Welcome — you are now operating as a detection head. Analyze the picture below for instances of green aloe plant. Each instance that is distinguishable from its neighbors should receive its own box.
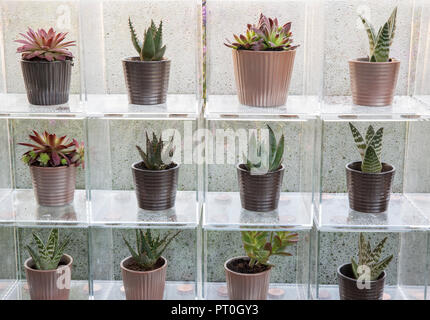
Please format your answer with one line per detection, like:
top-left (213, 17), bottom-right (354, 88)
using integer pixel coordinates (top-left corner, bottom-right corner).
top-left (136, 132), bottom-right (175, 170)
top-left (123, 229), bottom-right (180, 270)
top-left (359, 7), bottom-right (397, 62)
top-left (241, 231), bottom-right (298, 267)
top-left (351, 233), bottom-right (393, 281)
top-left (26, 229), bottom-right (71, 270)
top-left (349, 122), bottom-right (384, 173)
top-left (244, 125), bottom-right (284, 174)
top-left (128, 17), bottom-right (166, 61)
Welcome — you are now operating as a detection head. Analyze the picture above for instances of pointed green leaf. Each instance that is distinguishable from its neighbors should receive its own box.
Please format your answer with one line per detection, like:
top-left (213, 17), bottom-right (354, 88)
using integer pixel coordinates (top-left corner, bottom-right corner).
top-left (349, 122), bottom-right (366, 160)
top-left (374, 21), bottom-right (391, 62)
top-left (362, 145), bottom-right (382, 173)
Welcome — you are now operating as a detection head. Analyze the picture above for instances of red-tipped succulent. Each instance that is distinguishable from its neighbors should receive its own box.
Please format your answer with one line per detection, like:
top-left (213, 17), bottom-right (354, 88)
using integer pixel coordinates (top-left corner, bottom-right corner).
top-left (19, 131), bottom-right (84, 168)
top-left (225, 13), bottom-right (298, 51)
top-left (15, 27), bottom-right (76, 61)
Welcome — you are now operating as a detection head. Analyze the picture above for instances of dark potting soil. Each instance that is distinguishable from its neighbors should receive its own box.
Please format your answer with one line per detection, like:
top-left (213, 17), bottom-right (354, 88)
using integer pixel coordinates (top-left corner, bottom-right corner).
top-left (135, 161), bottom-right (177, 171)
top-left (124, 257), bottom-right (165, 272)
top-left (227, 258), bottom-right (270, 274)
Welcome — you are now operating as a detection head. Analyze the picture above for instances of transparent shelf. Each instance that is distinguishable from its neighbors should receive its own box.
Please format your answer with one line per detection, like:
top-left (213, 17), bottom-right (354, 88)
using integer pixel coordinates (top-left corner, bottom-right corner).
top-left (317, 193), bottom-right (430, 232)
top-left (2, 189), bottom-right (88, 227)
top-left (85, 94), bottom-right (198, 119)
top-left (0, 189), bottom-right (13, 223)
top-left (92, 281), bottom-right (196, 300)
top-left (204, 282), bottom-right (307, 300)
top-left (4, 280), bottom-right (89, 300)
top-left (316, 285), bottom-right (425, 300)
top-left (0, 280), bottom-right (16, 300)
top-left (0, 94), bottom-right (85, 118)
top-left (90, 190), bottom-right (198, 228)
top-left (321, 96), bottom-right (430, 120)
top-left (205, 95), bottom-right (319, 120)
top-left (203, 192), bottom-right (313, 231)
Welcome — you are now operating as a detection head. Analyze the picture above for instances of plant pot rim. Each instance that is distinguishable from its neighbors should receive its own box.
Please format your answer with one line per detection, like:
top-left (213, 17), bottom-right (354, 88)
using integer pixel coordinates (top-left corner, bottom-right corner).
top-left (349, 58), bottom-right (400, 65)
top-left (131, 161), bottom-right (179, 172)
top-left (233, 49), bottom-right (296, 55)
top-left (24, 253), bottom-right (73, 273)
top-left (30, 164), bottom-right (77, 170)
top-left (236, 163), bottom-right (285, 175)
top-left (20, 59), bottom-right (73, 64)
top-left (224, 256), bottom-right (271, 277)
top-left (346, 161), bottom-right (395, 175)
top-left (337, 262), bottom-right (386, 283)
top-left (122, 57), bottom-right (170, 63)
top-left (120, 255), bottom-right (167, 274)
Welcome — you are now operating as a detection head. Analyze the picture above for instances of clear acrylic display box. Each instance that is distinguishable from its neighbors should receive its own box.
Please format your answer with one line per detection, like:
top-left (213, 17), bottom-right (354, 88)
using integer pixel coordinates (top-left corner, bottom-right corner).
top-left (0, 226), bottom-right (17, 300)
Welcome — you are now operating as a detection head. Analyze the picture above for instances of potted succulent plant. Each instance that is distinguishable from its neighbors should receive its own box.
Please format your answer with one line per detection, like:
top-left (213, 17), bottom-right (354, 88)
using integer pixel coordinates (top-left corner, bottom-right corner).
top-left (123, 18), bottom-right (169, 105)
top-left (19, 131), bottom-right (84, 207)
top-left (121, 229), bottom-right (180, 300)
top-left (132, 132), bottom-right (178, 211)
top-left (237, 125), bottom-right (284, 212)
top-left (24, 229), bottom-right (72, 300)
top-left (350, 7), bottom-right (398, 106)
top-left (15, 28), bottom-right (76, 105)
top-left (347, 123), bottom-right (395, 213)
top-left (225, 13), bottom-right (298, 107)
top-left (225, 231), bottom-right (298, 300)
top-left (337, 233), bottom-right (393, 300)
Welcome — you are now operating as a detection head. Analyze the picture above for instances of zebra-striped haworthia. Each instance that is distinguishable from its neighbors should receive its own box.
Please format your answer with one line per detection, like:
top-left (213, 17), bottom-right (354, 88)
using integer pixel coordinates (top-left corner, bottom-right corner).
top-left (348, 122), bottom-right (384, 173)
top-left (359, 7), bottom-right (397, 62)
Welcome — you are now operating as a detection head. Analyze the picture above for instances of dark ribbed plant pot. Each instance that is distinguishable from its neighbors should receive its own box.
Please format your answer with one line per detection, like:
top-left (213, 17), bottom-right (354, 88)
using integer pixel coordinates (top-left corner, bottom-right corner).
top-left (237, 163), bottom-right (284, 212)
top-left (30, 165), bottom-right (77, 207)
top-left (20, 59), bottom-right (73, 105)
top-left (337, 263), bottom-right (386, 300)
top-left (121, 256), bottom-right (167, 300)
top-left (132, 162), bottom-right (179, 211)
top-left (24, 254), bottom-right (73, 300)
top-left (349, 58), bottom-right (400, 106)
top-left (224, 256), bottom-right (271, 300)
top-left (346, 161), bottom-right (395, 214)
top-left (122, 57), bottom-right (170, 105)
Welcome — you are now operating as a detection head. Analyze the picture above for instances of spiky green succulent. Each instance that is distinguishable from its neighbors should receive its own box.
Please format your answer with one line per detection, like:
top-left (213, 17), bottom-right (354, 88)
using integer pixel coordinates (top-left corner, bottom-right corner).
top-left (351, 233), bottom-right (393, 281)
top-left (349, 122), bottom-right (384, 173)
top-left (123, 229), bottom-right (180, 270)
top-left (128, 17), bottom-right (166, 61)
top-left (241, 231), bottom-right (298, 267)
top-left (359, 7), bottom-right (397, 62)
top-left (244, 125), bottom-right (284, 174)
top-left (26, 229), bottom-right (71, 270)
top-left (136, 132), bottom-right (176, 170)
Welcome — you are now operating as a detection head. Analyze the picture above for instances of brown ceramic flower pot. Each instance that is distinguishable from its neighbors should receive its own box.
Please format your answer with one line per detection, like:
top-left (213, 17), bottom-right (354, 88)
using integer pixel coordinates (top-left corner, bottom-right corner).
top-left (132, 161), bottom-right (179, 211)
top-left (237, 163), bottom-right (284, 212)
top-left (120, 256), bottom-right (167, 300)
top-left (30, 165), bottom-right (77, 207)
top-left (232, 49), bottom-right (296, 107)
top-left (24, 254), bottom-right (73, 300)
top-left (346, 161), bottom-right (395, 214)
top-left (224, 256), bottom-right (271, 300)
top-left (349, 58), bottom-right (400, 106)
top-left (122, 57), bottom-right (170, 105)
top-left (337, 263), bottom-right (386, 300)
top-left (20, 59), bottom-right (73, 106)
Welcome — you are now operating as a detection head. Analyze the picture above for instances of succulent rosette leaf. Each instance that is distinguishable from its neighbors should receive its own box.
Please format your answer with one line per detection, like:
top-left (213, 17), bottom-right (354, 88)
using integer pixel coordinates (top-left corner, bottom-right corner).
top-left (15, 27), bottom-right (75, 61)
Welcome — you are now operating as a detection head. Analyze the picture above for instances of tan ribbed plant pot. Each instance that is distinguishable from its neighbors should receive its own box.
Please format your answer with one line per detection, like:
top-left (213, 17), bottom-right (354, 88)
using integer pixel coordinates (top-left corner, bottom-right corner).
top-left (123, 57), bottom-right (170, 105)
top-left (24, 254), bottom-right (73, 300)
top-left (30, 165), bottom-right (77, 207)
top-left (224, 256), bottom-right (271, 300)
top-left (120, 256), bottom-right (167, 300)
top-left (349, 58), bottom-right (400, 106)
top-left (232, 49), bottom-right (296, 107)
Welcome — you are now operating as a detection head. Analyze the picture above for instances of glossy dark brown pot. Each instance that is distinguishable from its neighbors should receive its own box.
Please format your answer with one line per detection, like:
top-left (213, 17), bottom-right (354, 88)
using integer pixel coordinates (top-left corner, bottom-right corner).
top-left (349, 58), bottom-right (400, 106)
top-left (121, 256), bottom-right (167, 300)
top-left (30, 165), bottom-right (77, 207)
top-left (20, 59), bottom-right (73, 105)
top-left (346, 161), bottom-right (395, 213)
top-left (232, 49), bottom-right (296, 107)
top-left (132, 162), bottom-right (179, 211)
top-left (337, 263), bottom-right (386, 300)
top-left (24, 254), bottom-right (73, 300)
top-left (122, 57), bottom-right (170, 105)
top-left (237, 163), bottom-right (284, 212)
top-left (224, 256), bottom-right (271, 300)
